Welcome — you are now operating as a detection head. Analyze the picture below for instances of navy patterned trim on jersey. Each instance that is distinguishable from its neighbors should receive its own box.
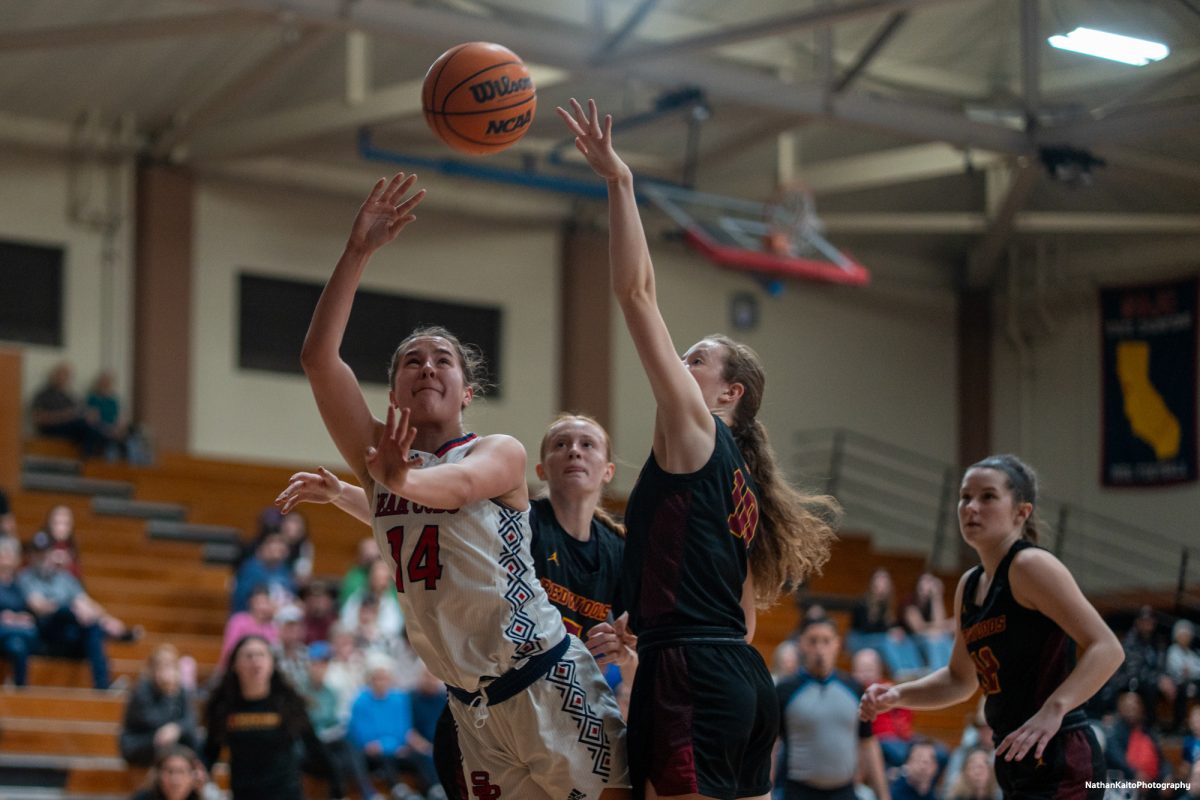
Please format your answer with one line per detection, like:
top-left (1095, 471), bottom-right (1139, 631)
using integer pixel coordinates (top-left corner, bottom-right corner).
top-left (497, 506), bottom-right (545, 659)
top-left (435, 433), bottom-right (478, 457)
top-left (545, 655), bottom-right (613, 781)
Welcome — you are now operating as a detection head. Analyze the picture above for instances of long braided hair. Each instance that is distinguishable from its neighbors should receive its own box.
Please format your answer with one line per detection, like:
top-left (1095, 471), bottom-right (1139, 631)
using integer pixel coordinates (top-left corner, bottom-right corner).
top-left (708, 335), bottom-right (840, 605)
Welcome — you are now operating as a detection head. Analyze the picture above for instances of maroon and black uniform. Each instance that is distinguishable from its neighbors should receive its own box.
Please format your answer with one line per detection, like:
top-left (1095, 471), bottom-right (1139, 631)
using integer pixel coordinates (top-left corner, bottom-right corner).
top-left (961, 539), bottom-right (1104, 800)
top-left (621, 416), bottom-right (776, 800)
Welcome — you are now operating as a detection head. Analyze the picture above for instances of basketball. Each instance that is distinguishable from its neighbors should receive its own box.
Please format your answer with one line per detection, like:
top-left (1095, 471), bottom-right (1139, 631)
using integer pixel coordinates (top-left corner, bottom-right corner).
top-left (421, 42), bottom-right (536, 156)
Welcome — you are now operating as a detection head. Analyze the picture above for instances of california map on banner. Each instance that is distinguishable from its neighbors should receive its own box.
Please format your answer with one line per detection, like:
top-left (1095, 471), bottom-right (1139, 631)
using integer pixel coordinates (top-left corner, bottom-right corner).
top-left (1100, 277), bottom-right (1198, 487)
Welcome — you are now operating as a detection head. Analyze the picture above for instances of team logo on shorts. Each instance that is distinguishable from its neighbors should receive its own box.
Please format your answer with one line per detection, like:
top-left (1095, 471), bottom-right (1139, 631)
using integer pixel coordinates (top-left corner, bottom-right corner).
top-left (567, 790), bottom-right (587, 800)
top-left (545, 658), bottom-right (612, 780)
top-left (469, 771), bottom-right (501, 798)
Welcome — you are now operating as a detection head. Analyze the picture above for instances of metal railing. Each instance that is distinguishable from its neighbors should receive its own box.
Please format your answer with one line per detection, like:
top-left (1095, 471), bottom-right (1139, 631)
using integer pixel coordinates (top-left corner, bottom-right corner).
top-left (793, 428), bottom-right (1194, 600)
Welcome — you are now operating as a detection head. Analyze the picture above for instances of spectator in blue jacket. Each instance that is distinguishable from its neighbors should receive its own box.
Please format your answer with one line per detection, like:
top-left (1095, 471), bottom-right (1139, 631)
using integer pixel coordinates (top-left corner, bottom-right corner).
top-left (349, 655), bottom-right (438, 798)
top-left (231, 533), bottom-right (295, 614)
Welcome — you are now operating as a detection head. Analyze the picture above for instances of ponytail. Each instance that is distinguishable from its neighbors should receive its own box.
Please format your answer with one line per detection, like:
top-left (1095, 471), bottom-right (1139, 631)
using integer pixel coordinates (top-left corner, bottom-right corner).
top-left (710, 334), bottom-right (840, 606)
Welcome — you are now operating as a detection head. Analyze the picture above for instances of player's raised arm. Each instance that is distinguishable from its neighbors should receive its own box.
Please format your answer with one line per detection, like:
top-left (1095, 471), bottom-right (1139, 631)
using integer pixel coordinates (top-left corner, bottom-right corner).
top-left (300, 173), bottom-right (425, 488)
top-left (556, 98), bottom-right (714, 474)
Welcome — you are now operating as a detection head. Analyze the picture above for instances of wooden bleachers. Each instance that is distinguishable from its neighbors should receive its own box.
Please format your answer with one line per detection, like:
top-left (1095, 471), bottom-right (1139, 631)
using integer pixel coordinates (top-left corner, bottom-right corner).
top-left (8, 446), bottom-right (1168, 797)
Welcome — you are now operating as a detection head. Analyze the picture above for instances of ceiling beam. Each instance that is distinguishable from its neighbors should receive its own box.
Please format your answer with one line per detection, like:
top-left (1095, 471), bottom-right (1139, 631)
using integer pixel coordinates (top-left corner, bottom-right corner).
top-left (1019, 0), bottom-right (1040, 127)
top-left (154, 27), bottom-right (334, 159)
top-left (185, 63), bottom-right (569, 160)
top-left (966, 160), bottom-right (1040, 285)
top-left (0, 11), bottom-right (269, 51)
top-left (802, 142), bottom-right (1003, 193)
top-left (592, 0), bottom-right (660, 61)
top-left (602, 0), bottom-right (968, 65)
top-left (1096, 146), bottom-right (1200, 184)
top-left (819, 211), bottom-right (1200, 234)
top-left (208, 0), bottom-right (1032, 154)
top-left (833, 11), bottom-right (908, 94)
top-left (1044, 102), bottom-right (1200, 147)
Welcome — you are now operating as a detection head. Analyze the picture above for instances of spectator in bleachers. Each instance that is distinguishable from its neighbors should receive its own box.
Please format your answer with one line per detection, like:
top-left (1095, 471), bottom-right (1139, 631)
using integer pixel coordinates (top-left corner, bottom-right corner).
top-left (203, 634), bottom-right (344, 799)
top-left (776, 616), bottom-right (891, 800)
top-left (29, 362), bottom-right (117, 458)
top-left (0, 487), bottom-right (15, 538)
top-left (1117, 606), bottom-right (1174, 727)
top-left (339, 559), bottom-right (403, 642)
top-left (903, 573), bottom-right (954, 671)
top-left (120, 644), bottom-right (201, 766)
top-left (349, 595), bottom-right (399, 659)
top-left (850, 568), bottom-right (925, 681)
top-left (852, 647), bottom-right (916, 768)
top-left (1167, 620), bottom-right (1200, 733)
top-left (302, 640), bottom-right (379, 800)
top-left (889, 738), bottom-right (941, 800)
top-left (1182, 705), bottom-right (1200, 767)
top-left (300, 580), bottom-right (338, 645)
top-left (218, 584), bottom-right (279, 672)
top-left (0, 536), bottom-right (38, 686)
top-left (34, 505), bottom-right (81, 580)
top-left (339, 537), bottom-right (381, 607)
top-left (245, 509), bottom-right (314, 587)
top-left (18, 534), bottom-right (132, 688)
top-left (1105, 692), bottom-right (1172, 788)
top-left (408, 663), bottom-right (446, 761)
top-left (85, 370), bottom-right (130, 453)
top-left (772, 638), bottom-right (800, 683)
top-left (1187, 761), bottom-right (1200, 800)
top-left (944, 747), bottom-right (999, 800)
top-left (941, 698), bottom-right (993, 794)
top-left (230, 532), bottom-right (296, 614)
top-left (325, 623), bottom-right (367, 721)
top-left (130, 744), bottom-right (209, 800)
top-left (349, 654), bottom-right (438, 799)
top-left (275, 604), bottom-right (310, 692)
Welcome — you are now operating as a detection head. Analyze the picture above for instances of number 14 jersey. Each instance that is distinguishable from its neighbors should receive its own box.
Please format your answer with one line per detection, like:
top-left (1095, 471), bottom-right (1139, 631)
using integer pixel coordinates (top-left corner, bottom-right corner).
top-left (370, 433), bottom-right (565, 693)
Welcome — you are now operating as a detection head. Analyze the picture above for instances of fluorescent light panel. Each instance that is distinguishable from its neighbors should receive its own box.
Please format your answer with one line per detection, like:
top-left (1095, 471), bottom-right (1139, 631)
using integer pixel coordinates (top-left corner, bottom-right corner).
top-left (1048, 27), bottom-right (1169, 66)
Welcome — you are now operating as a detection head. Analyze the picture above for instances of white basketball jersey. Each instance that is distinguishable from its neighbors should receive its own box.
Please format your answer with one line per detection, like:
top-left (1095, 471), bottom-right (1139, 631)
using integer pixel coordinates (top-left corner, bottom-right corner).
top-left (370, 433), bottom-right (565, 692)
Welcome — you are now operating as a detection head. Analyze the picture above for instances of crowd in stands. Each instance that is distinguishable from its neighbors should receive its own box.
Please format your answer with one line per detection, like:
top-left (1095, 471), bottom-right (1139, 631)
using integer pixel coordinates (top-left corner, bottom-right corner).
top-left (0, 500), bottom-right (138, 690)
top-left (774, 570), bottom-right (1200, 800)
top-left (1, 455), bottom-right (1198, 800)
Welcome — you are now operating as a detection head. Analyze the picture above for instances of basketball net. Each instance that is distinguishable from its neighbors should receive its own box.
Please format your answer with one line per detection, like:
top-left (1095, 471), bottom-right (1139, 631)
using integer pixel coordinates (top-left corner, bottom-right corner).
top-left (764, 182), bottom-right (823, 258)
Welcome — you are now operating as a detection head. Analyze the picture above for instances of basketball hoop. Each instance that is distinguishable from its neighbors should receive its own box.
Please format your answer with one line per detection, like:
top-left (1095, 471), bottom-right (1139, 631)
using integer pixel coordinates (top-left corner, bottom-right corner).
top-left (764, 182), bottom-right (823, 258)
top-left (639, 182), bottom-right (870, 288)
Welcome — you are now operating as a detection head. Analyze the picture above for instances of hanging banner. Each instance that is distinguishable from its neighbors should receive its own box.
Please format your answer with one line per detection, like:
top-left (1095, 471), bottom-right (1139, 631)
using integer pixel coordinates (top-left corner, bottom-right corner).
top-left (1100, 276), bottom-right (1198, 487)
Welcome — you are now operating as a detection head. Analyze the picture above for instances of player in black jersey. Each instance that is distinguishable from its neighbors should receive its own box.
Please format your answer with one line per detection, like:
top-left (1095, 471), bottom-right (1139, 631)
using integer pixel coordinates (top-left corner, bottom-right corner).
top-left (557, 97), bottom-right (838, 800)
top-left (860, 455), bottom-right (1124, 800)
top-left (276, 413), bottom-right (635, 798)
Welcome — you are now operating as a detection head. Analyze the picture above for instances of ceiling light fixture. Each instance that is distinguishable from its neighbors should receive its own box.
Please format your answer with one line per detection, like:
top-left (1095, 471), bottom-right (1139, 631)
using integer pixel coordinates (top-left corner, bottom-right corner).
top-left (1048, 27), bottom-right (1169, 66)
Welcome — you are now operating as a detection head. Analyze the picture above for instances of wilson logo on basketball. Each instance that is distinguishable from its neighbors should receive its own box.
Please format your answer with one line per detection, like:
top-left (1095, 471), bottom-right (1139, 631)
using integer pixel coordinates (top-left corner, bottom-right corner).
top-left (469, 75), bottom-right (533, 103)
top-left (485, 109), bottom-right (532, 135)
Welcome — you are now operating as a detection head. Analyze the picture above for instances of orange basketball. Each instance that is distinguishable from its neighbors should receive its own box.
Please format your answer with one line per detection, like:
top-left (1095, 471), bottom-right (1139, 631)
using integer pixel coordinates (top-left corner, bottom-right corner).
top-left (422, 42), bottom-right (536, 156)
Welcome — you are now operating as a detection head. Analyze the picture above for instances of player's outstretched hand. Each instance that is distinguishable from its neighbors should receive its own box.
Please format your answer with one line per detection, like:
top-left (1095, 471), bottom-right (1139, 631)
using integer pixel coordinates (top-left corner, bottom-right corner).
top-left (365, 405), bottom-right (420, 495)
top-left (348, 172), bottom-right (425, 255)
top-left (555, 98), bottom-right (632, 183)
top-left (276, 467), bottom-right (342, 514)
top-left (859, 682), bottom-right (901, 721)
top-left (994, 704), bottom-right (1065, 762)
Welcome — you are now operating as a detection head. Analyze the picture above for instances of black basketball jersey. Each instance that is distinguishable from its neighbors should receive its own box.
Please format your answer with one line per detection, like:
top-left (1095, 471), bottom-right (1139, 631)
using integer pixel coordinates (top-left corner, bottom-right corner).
top-left (622, 416), bottom-right (760, 635)
top-left (528, 497), bottom-right (624, 637)
top-left (961, 539), bottom-right (1086, 741)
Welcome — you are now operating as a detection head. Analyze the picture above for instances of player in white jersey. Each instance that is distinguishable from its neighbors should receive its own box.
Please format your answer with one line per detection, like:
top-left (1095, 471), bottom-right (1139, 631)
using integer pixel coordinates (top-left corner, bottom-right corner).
top-left (299, 172), bottom-right (629, 800)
